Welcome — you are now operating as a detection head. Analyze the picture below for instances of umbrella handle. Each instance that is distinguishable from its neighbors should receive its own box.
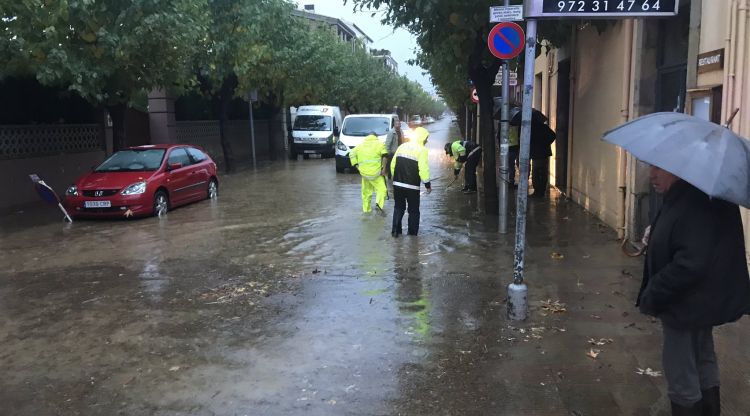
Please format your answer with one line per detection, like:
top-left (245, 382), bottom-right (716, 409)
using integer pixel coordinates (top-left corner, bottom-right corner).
top-left (724, 108), bottom-right (740, 128)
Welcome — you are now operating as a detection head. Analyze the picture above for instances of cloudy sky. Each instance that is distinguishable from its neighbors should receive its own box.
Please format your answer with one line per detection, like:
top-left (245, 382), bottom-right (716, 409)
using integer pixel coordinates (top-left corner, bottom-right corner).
top-left (293, 0), bottom-right (436, 94)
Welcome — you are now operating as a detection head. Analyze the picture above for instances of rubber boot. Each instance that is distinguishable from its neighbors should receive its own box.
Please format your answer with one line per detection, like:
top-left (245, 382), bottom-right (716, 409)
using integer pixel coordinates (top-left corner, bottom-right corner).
top-left (407, 210), bottom-right (420, 235)
top-left (671, 401), bottom-right (702, 416)
top-left (391, 208), bottom-right (405, 237)
top-left (701, 387), bottom-right (720, 416)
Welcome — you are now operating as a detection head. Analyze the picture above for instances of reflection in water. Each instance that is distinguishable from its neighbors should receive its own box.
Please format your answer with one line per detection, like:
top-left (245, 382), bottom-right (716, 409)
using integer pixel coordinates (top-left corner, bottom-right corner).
top-left (394, 240), bottom-right (432, 339)
top-left (139, 256), bottom-right (166, 302)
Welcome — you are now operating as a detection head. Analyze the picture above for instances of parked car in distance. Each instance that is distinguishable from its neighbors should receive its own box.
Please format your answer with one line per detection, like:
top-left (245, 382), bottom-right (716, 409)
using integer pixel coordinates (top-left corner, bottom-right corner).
top-left (424, 116), bottom-right (436, 124)
top-left (64, 144), bottom-right (218, 218)
top-left (335, 114), bottom-right (398, 173)
top-left (410, 115), bottom-right (422, 126)
top-left (290, 105), bottom-right (342, 159)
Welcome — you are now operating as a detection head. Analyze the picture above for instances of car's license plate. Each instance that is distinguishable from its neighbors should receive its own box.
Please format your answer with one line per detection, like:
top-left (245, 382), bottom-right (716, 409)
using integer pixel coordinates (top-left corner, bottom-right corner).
top-left (303, 150), bottom-right (317, 154)
top-left (84, 200), bottom-right (111, 208)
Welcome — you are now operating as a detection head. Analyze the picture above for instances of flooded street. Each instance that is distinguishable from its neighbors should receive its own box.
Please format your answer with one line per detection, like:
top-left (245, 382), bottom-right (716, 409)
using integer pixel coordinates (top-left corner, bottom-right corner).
top-left (2, 118), bottom-right (750, 416)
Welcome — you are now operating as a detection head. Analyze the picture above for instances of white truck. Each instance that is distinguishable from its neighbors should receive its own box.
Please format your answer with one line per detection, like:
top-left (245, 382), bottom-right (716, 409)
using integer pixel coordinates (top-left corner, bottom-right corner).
top-left (290, 105), bottom-right (342, 159)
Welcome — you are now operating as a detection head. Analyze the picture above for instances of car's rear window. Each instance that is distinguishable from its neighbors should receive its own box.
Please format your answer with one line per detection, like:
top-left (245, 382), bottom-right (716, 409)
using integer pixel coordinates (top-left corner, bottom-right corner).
top-left (342, 117), bottom-right (390, 136)
top-left (95, 149), bottom-right (166, 172)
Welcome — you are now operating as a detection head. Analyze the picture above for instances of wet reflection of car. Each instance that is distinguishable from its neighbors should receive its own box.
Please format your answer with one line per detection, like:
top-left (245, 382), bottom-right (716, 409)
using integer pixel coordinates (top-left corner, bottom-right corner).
top-left (64, 144), bottom-right (219, 218)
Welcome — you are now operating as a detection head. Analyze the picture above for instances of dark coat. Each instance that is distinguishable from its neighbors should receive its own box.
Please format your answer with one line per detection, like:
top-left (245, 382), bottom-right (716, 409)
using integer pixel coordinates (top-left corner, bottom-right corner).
top-left (637, 180), bottom-right (750, 329)
top-left (530, 122), bottom-right (555, 159)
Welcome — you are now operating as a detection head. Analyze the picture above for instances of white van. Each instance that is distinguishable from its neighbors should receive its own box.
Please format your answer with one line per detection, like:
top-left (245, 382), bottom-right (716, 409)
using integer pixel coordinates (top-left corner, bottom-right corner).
top-left (291, 105), bottom-right (342, 158)
top-left (335, 114), bottom-right (399, 173)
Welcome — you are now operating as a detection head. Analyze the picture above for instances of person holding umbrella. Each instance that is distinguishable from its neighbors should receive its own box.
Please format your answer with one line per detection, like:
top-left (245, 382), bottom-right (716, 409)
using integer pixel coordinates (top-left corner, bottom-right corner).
top-left (604, 112), bottom-right (750, 416)
top-left (510, 108), bottom-right (555, 198)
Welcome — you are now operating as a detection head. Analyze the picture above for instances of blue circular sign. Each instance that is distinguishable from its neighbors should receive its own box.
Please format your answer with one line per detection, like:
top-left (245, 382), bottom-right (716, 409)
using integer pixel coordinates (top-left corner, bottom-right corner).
top-left (488, 22), bottom-right (525, 60)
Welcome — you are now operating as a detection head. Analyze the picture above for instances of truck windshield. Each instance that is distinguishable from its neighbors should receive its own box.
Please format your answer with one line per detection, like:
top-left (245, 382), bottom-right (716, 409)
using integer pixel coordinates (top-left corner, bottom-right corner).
top-left (342, 117), bottom-right (390, 136)
top-left (294, 115), bottom-right (332, 131)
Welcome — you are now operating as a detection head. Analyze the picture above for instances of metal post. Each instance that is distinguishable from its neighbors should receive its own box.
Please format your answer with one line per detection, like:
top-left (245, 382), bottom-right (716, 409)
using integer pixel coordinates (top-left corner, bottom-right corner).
top-left (498, 0), bottom-right (512, 234)
top-left (508, 18), bottom-right (536, 321)
top-left (465, 104), bottom-right (469, 139)
top-left (248, 94), bottom-right (257, 169)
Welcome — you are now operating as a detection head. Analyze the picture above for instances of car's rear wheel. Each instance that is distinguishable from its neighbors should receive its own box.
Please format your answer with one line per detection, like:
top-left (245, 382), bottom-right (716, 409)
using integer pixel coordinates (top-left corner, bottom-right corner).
top-left (207, 179), bottom-right (218, 199)
top-left (153, 190), bottom-right (169, 217)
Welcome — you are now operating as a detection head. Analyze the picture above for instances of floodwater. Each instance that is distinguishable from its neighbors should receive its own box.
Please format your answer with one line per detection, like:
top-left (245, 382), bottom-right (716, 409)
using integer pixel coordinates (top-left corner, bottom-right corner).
top-left (2, 118), bottom-right (750, 415)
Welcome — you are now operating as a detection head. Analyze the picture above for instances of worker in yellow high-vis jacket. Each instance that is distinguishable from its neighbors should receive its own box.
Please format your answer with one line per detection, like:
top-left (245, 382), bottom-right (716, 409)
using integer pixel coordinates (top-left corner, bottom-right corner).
top-left (349, 133), bottom-right (389, 214)
top-left (390, 126), bottom-right (431, 236)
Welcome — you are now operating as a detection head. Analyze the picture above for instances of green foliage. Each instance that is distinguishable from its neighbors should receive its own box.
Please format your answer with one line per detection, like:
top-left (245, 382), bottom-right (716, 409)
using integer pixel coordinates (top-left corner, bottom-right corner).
top-left (347, 0), bottom-right (573, 115)
top-left (1, 0), bottom-right (208, 106)
top-left (1, 0), bottom-right (441, 117)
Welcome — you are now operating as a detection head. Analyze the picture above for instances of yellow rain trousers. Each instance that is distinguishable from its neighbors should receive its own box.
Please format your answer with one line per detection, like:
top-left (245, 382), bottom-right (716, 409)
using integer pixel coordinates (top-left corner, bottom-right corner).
top-left (360, 176), bottom-right (387, 213)
top-left (349, 134), bottom-right (388, 212)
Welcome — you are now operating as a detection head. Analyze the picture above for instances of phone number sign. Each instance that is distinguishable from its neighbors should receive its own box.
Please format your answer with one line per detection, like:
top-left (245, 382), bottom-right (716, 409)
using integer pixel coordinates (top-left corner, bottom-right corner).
top-left (524, 0), bottom-right (678, 18)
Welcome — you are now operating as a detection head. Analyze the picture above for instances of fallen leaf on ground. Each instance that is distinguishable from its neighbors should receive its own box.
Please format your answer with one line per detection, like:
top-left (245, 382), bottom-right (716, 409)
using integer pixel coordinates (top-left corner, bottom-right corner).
top-left (550, 252), bottom-right (565, 260)
top-left (588, 338), bottom-right (614, 346)
top-left (590, 314), bottom-right (601, 319)
top-left (586, 349), bottom-right (601, 359)
top-left (541, 299), bottom-right (567, 313)
top-left (169, 366), bottom-right (180, 372)
top-left (636, 367), bottom-right (662, 377)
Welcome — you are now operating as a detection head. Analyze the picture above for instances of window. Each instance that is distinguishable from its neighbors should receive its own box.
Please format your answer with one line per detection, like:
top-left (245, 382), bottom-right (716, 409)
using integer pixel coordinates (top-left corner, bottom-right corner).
top-left (342, 117), bottom-right (391, 136)
top-left (686, 87), bottom-right (723, 124)
top-left (167, 148), bottom-right (191, 167)
top-left (187, 147), bottom-right (208, 163)
top-left (293, 115), bottom-right (332, 131)
top-left (95, 149), bottom-right (165, 172)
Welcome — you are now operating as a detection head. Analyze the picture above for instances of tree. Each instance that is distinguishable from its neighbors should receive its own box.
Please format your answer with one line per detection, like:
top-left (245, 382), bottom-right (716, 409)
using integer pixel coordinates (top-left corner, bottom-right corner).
top-left (348, 0), bottom-right (571, 212)
top-left (192, 0), bottom-right (299, 170)
top-left (1, 0), bottom-right (208, 151)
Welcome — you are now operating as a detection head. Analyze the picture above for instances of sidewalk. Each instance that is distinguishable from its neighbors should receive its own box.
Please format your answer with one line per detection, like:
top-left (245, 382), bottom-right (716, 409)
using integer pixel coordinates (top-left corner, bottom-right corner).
top-left (399, 188), bottom-right (750, 416)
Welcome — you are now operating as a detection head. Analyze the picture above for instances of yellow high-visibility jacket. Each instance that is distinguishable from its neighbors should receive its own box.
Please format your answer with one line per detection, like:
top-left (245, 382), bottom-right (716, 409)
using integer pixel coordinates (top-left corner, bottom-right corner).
top-left (391, 127), bottom-right (431, 190)
top-left (450, 140), bottom-right (467, 170)
top-left (349, 134), bottom-right (387, 179)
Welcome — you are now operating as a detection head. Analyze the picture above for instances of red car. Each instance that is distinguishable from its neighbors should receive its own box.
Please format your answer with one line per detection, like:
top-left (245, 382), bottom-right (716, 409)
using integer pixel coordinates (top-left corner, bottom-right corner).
top-left (64, 144), bottom-right (219, 218)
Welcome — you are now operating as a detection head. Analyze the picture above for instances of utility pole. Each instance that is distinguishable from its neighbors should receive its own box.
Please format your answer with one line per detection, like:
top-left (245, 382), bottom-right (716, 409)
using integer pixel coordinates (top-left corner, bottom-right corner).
top-left (507, 18), bottom-right (536, 321)
top-left (498, 0), bottom-right (511, 234)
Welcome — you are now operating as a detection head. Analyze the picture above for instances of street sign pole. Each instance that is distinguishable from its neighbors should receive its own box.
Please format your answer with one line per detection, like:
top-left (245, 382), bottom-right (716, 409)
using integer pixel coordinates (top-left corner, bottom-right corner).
top-left (508, 18), bottom-right (537, 321)
top-left (498, 0), bottom-right (511, 235)
top-left (248, 90), bottom-right (258, 169)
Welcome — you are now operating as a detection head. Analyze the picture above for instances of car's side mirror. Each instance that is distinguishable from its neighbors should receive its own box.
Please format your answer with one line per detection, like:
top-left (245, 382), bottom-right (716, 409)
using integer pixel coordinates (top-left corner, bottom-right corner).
top-left (334, 127), bottom-right (340, 136)
top-left (167, 162), bottom-right (182, 171)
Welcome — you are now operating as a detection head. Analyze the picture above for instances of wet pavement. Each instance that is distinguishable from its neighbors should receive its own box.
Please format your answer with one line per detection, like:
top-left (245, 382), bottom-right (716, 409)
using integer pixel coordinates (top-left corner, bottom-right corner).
top-left (2, 117), bottom-right (750, 416)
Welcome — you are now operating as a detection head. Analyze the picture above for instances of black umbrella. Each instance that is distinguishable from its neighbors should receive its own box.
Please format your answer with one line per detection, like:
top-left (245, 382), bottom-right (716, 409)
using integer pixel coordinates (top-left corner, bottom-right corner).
top-left (509, 108), bottom-right (548, 126)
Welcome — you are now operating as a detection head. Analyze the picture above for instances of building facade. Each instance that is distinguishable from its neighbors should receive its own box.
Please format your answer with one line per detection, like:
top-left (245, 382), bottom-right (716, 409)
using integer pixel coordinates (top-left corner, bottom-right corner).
top-left (533, 0), bottom-right (750, 254)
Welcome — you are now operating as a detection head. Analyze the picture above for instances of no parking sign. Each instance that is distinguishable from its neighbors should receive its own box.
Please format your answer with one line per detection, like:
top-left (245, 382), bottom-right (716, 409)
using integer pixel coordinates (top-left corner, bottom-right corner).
top-left (487, 22), bottom-right (525, 60)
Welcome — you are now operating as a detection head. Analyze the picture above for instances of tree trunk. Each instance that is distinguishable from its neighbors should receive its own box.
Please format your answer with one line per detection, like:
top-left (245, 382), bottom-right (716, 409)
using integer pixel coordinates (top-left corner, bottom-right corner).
top-left (266, 91), bottom-right (284, 161)
top-left (216, 75), bottom-right (238, 173)
top-left (107, 103), bottom-right (127, 152)
top-left (468, 32), bottom-right (502, 214)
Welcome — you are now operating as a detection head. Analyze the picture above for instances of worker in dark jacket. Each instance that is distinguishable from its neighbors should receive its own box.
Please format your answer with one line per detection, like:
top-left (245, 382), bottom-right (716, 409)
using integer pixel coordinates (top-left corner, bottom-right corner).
top-left (638, 166), bottom-right (750, 416)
